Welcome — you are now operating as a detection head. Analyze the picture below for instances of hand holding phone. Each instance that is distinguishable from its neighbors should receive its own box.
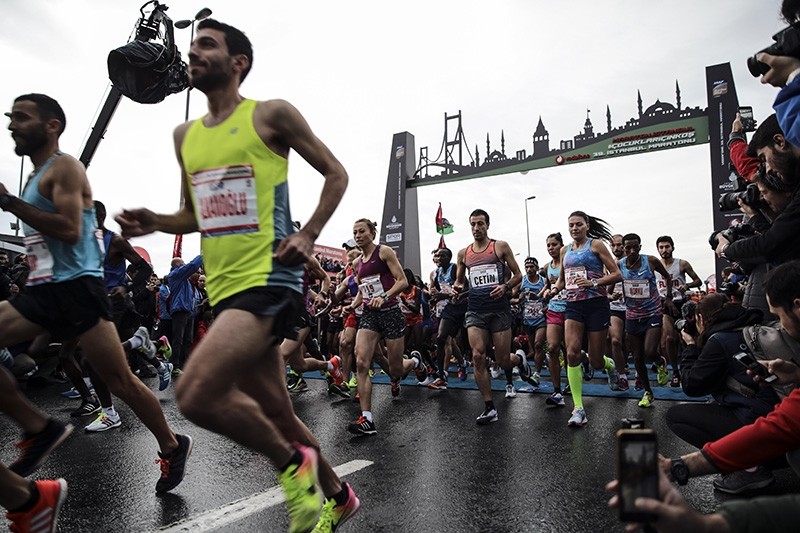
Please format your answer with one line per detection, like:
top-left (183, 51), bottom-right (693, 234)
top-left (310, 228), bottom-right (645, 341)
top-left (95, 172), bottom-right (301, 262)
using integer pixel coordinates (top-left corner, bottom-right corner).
top-left (734, 352), bottom-right (778, 383)
top-left (617, 429), bottom-right (659, 522)
top-left (738, 106), bottom-right (757, 132)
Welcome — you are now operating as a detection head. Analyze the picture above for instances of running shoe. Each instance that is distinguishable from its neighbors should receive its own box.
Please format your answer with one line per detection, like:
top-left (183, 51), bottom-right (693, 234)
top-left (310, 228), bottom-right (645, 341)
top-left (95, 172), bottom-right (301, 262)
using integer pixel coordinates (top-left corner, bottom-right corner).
top-left (5, 478), bottom-right (68, 533)
top-left (607, 365), bottom-right (621, 391)
top-left (528, 371), bottom-right (541, 387)
top-left (458, 362), bottom-right (469, 381)
top-left (567, 407), bottom-right (588, 427)
top-left (0, 346), bottom-right (13, 369)
top-left (582, 357), bottom-right (594, 381)
top-left (476, 407), bottom-right (498, 425)
top-left (545, 392), bottom-right (565, 407)
top-left (329, 356), bottom-right (345, 386)
top-left (428, 378), bottom-right (448, 390)
top-left (347, 416), bottom-right (377, 436)
top-left (390, 379), bottom-right (401, 397)
top-left (312, 482), bottom-right (361, 533)
top-left (155, 434), bottom-right (193, 493)
top-left (417, 376), bottom-right (432, 386)
top-left (289, 374), bottom-right (309, 393)
top-left (279, 443), bottom-right (323, 533)
top-left (671, 373), bottom-right (681, 388)
top-left (516, 353), bottom-right (532, 381)
top-left (287, 371), bottom-right (300, 391)
top-left (158, 362), bottom-right (174, 391)
top-left (411, 351), bottom-right (428, 383)
top-left (84, 412), bottom-right (122, 433)
top-left (489, 366), bottom-right (502, 379)
top-left (656, 359), bottom-right (669, 386)
top-left (634, 375), bottom-right (644, 391)
top-left (9, 420), bottom-right (74, 477)
top-left (505, 384), bottom-right (516, 398)
top-left (61, 386), bottom-right (93, 399)
top-left (327, 382), bottom-right (351, 399)
top-left (638, 391), bottom-right (654, 408)
top-left (617, 374), bottom-right (629, 391)
top-left (347, 376), bottom-right (357, 389)
top-left (158, 335), bottom-right (172, 361)
top-left (133, 326), bottom-right (156, 358)
top-left (70, 397), bottom-right (101, 418)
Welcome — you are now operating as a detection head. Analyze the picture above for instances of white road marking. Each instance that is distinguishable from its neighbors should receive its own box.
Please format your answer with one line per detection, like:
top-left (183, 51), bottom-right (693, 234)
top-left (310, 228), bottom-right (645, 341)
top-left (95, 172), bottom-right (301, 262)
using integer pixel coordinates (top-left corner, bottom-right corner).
top-left (159, 459), bottom-right (373, 532)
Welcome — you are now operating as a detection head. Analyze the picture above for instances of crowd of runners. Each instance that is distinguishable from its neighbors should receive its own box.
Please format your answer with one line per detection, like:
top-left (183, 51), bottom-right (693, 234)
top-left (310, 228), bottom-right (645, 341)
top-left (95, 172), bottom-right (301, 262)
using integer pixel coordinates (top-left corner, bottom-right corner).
top-left (4, 11), bottom-right (800, 533)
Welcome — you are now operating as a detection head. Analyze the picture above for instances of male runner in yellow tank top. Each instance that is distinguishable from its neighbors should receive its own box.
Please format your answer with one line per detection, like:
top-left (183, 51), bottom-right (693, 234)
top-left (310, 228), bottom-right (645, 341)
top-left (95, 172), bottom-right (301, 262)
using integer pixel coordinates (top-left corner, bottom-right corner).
top-left (116, 19), bottom-right (358, 533)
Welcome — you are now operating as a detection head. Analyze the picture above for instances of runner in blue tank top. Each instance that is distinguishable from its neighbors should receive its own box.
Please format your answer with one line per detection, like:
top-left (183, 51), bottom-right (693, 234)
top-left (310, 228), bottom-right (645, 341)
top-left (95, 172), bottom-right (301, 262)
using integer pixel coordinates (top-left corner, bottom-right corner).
top-left (518, 257), bottom-right (547, 387)
top-left (453, 209), bottom-right (529, 426)
top-left (551, 211), bottom-right (621, 428)
top-left (619, 233), bottom-right (673, 409)
top-left (1, 94), bottom-right (191, 526)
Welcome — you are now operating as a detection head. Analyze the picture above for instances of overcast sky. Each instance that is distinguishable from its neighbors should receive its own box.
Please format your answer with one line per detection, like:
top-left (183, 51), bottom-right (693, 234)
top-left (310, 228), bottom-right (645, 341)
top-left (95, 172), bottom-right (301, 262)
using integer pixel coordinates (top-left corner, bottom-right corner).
top-left (0, 1), bottom-right (787, 279)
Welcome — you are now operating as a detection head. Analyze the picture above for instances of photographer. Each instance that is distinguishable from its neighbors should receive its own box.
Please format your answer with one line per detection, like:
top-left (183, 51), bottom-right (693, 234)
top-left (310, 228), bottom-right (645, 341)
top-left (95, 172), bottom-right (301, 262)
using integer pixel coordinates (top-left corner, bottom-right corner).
top-left (714, 114), bottom-right (800, 270)
top-left (666, 293), bottom-right (780, 493)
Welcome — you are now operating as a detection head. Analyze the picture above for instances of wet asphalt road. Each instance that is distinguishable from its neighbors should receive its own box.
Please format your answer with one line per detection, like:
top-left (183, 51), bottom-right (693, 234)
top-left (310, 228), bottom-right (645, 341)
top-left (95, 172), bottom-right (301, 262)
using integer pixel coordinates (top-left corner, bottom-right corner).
top-left (2, 376), bottom-right (800, 533)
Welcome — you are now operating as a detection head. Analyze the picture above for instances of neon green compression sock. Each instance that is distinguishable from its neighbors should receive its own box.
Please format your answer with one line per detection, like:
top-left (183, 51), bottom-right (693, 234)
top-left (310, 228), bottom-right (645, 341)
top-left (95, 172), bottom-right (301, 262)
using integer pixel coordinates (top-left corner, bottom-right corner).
top-left (567, 365), bottom-right (583, 409)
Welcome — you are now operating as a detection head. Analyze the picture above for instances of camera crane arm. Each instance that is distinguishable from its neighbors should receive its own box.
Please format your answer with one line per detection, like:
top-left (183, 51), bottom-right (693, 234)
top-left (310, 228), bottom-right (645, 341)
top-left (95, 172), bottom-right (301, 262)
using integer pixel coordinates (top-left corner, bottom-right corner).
top-left (78, 1), bottom-right (178, 168)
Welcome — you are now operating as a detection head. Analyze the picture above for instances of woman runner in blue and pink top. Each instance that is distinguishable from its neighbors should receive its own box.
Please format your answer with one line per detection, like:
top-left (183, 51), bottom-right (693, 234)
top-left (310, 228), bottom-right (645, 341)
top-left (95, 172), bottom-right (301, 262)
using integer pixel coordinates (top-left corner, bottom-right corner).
top-left (552, 211), bottom-right (622, 428)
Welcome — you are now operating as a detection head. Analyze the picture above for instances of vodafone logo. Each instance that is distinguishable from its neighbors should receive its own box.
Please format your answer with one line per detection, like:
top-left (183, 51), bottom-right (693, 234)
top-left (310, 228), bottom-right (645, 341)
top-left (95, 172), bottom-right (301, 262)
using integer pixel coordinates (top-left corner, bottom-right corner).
top-left (555, 155), bottom-right (565, 165)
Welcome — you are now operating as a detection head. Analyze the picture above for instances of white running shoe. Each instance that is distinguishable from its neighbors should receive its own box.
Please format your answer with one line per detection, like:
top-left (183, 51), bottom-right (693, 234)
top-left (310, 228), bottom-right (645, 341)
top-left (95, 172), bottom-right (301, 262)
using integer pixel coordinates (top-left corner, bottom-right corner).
top-left (85, 412), bottom-right (122, 432)
top-left (567, 408), bottom-right (588, 427)
top-left (505, 384), bottom-right (516, 398)
top-left (133, 327), bottom-right (156, 358)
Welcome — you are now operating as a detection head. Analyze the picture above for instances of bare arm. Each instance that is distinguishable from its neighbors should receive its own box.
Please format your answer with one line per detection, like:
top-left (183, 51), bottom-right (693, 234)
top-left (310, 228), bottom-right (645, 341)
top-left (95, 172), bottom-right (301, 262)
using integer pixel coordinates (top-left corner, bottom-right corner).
top-left (680, 259), bottom-right (703, 290)
top-left (4, 156), bottom-right (87, 244)
top-left (258, 100), bottom-right (348, 265)
top-left (493, 239), bottom-right (521, 299)
top-left (591, 239), bottom-right (621, 286)
top-left (115, 122), bottom-right (199, 237)
top-left (452, 248), bottom-right (467, 294)
top-left (379, 245), bottom-right (409, 302)
top-left (650, 256), bottom-right (673, 300)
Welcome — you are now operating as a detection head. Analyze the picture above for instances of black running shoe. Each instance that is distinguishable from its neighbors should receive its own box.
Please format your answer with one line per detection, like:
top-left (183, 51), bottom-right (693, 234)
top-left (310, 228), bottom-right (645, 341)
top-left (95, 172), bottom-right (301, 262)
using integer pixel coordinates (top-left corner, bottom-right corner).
top-left (347, 416), bottom-right (377, 436)
top-left (9, 419), bottom-right (74, 477)
top-left (70, 397), bottom-right (101, 418)
top-left (155, 434), bottom-right (193, 493)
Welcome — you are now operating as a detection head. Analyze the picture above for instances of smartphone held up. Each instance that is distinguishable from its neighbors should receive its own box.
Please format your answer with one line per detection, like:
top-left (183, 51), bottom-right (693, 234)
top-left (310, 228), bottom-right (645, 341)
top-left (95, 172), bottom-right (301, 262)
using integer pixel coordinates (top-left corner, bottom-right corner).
top-left (617, 428), bottom-right (659, 523)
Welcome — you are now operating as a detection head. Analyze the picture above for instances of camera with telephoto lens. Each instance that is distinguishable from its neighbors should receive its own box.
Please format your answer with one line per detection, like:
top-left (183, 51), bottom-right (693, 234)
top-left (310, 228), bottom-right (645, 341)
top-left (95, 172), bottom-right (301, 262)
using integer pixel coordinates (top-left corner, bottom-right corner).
top-left (675, 300), bottom-right (698, 337)
top-left (718, 182), bottom-right (766, 212)
top-left (708, 221), bottom-right (757, 250)
top-left (748, 24), bottom-right (800, 77)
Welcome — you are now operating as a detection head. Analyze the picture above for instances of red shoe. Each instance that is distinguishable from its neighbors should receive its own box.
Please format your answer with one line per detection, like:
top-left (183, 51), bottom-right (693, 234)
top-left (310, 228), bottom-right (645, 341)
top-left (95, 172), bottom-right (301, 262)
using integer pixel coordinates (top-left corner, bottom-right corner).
top-left (6, 479), bottom-right (68, 533)
top-left (330, 356), bottom-right (344, 386)
top-left (391, 379), bottom-right (401, 397)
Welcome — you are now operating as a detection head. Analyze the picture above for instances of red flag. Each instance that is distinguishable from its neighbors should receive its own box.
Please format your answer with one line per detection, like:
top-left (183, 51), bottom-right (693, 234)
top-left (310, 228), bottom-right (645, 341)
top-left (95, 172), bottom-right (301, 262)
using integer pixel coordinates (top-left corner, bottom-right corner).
top-left (172, 234), bottom-right (183, 259)
top-left (438, 234), bottom-right (446, 249)
top-left (435, 203), bottom-right (443, 230)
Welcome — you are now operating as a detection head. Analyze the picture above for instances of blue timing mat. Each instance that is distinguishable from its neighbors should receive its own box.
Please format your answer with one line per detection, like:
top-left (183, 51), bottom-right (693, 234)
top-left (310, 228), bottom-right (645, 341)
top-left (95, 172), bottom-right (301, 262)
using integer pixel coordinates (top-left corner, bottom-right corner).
top-left (297, 363), bottom-right (710, 402)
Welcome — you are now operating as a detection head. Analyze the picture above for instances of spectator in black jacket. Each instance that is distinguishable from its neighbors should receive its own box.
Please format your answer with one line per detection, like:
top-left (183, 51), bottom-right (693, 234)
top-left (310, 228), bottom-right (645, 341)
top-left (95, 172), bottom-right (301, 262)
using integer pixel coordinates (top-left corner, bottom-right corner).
top-left (715, 115), bottom-right (800, 266)
top-left (666, 293), bottom-right (781, 494)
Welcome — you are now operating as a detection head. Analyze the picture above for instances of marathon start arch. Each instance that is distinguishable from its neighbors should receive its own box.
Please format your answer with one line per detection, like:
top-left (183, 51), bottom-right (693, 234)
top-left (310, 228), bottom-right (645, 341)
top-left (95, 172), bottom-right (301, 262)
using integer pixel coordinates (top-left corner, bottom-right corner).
top-left (379, 63), bottom-right (741, 283)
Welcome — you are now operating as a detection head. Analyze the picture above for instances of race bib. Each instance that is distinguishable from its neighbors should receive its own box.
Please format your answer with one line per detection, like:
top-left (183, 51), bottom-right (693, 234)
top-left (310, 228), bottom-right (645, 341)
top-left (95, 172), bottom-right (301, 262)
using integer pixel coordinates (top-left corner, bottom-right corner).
top-left (470, 264), bottom-right (500, 288)
top-left (565, 266), bottom-right (587, 290)
top-left (623, 279), bottom-right (651, 299)
top-left (358, 274), bottom-right (386, 300)
top-left (24, 233), bottom-right (55, 284)
top-left (524, 299), bottom-right (544, 319)
top-left (191, 166), bottom-right (259, 237)
top-left (439, 280), bottom-right (453, 296)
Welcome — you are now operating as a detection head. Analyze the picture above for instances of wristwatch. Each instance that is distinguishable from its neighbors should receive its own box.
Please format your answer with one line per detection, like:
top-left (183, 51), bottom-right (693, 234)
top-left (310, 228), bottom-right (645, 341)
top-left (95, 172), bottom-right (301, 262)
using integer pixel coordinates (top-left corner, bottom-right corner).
top-left (670, 458), bottom-right (690, 485)
top-left (0, 194), bottom-right (14, 211)
top-left (591, 278), bottom-right (599, 288)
